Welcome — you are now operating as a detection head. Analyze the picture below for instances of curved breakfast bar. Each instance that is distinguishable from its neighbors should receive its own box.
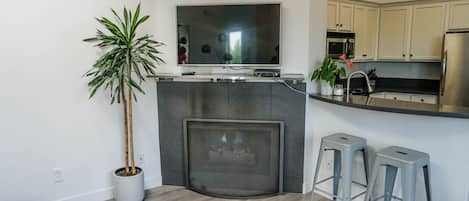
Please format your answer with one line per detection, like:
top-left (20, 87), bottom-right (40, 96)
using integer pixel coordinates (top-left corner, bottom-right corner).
top-left (308, 93), bottom-right (469, 201)
top-left (309, 94), bottom-right (469, 119)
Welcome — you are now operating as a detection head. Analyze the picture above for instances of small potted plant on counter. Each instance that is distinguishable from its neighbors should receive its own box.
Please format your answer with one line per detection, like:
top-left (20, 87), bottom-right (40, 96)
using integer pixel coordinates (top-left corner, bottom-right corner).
top-left (311, 55), bottom-right (352, 95)
top-left (83, 4), bottom-right (164, 201)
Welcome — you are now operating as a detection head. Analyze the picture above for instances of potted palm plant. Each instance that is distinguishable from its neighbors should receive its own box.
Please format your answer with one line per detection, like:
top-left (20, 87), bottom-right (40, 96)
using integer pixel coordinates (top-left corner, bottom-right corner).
top-left (311, 56), bottom-right (351, 95)
top-left (83, 4), bottom-right (164, 201)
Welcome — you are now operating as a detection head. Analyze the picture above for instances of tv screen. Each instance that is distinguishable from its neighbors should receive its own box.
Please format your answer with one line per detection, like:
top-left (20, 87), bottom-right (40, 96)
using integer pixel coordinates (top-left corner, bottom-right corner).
top-left (177, 4), bottom-right (281, 66)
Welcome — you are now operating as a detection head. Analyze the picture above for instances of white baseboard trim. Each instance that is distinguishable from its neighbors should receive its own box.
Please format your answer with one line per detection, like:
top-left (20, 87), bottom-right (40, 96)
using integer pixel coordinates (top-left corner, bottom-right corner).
top-left (302, 182), bottom-right (313, 194)
top-left (55, 176), bottom-right (162, 201)
top-left (55, 187), bottom-right (114, 201)
top-left (144, 176), bottom-right (162, 190)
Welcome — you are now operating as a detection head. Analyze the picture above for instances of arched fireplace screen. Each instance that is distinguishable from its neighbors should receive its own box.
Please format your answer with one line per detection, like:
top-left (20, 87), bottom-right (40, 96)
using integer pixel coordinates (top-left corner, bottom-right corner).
top-left (183, 119), bottom-right (284, 198)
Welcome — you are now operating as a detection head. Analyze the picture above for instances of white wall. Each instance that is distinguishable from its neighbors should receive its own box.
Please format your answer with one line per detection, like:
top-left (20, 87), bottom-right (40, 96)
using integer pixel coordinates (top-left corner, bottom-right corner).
top-left (310, 99), bottom-right (469, 201)
top-left (304, 0), bottom-right (328, 193)
top-left (0, 1), bottom-right (162, 201)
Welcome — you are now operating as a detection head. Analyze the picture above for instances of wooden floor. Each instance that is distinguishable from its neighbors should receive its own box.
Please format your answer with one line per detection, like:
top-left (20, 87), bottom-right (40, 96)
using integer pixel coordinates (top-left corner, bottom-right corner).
top-left (120, 186), bottom-right (330, 201)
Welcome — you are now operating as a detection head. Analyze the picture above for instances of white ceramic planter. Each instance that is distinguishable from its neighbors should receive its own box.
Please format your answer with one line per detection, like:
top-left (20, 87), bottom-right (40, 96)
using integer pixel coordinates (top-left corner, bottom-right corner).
top-left (113, 167), bottom-right (144, 201)
top-left (320, 80), bottom-right (334, 95)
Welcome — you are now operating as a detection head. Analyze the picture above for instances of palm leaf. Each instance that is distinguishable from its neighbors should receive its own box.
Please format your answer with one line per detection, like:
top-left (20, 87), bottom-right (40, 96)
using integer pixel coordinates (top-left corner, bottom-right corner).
top-left (84, 4), bottom-right (165, 104)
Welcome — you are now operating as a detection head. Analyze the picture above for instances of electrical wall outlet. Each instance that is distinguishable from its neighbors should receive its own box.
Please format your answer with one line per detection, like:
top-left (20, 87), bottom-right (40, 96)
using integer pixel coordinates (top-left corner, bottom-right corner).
top-left (326, 158), bottom-right (333, 169)
top-left (53, 168), bottom-right (64, 183)
top-left (137, 154), bottom-right (145, 165)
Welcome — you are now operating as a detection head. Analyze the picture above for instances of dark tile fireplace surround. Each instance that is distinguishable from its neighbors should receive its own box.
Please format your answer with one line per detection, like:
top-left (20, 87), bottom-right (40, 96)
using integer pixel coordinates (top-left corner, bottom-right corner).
top-left (157, 81), bottom-right (306, 193)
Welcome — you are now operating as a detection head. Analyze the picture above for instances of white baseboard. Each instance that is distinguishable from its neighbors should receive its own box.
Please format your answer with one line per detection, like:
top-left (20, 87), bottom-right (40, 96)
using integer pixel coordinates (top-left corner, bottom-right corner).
top-left (302, 181), bottom-right (313, 194)
top-left (55, 187), bottom-right (114, 201)
top-left (144, 175), bottom-right (162, 190)
top-left (55, 176), bottom-right (162, 201)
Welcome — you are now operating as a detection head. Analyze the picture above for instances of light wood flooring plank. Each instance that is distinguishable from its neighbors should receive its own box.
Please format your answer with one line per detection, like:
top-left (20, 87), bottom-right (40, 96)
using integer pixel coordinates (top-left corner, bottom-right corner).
top-left (109, 186), bottom-right (330, 201)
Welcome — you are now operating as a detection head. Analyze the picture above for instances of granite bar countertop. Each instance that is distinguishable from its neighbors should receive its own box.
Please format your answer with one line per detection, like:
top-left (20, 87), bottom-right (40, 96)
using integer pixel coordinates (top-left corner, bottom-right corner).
top-left (310, 94), bottom-right (469, 119)
top-left (148, 73), bottom-right (305, 82)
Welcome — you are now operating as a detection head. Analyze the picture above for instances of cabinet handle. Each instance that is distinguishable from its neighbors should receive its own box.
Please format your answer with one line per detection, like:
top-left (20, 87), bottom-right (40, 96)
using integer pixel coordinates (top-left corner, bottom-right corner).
top-left (336, 24), bottom-right (339, 27)
top-left (393, 97), bottom-right (398, 100)
top-left (402, 54), bottom-right (406, 57)
top-left (420, 99), bottom-right (425, 102)
top-left (362, 54), bottom-right (368, 57)
top-left (340, 24), bottom-right (343, 27)
top-left (410, 54), bottom-right (414, 57)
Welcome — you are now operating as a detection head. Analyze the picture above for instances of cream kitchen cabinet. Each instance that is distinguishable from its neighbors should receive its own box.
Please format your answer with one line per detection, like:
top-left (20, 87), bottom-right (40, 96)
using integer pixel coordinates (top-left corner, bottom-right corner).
top-left (410, 94), bottom-right (438, 104)
top-left (449, 0), bottom-right (469, 30)
top-left (328, 1), bottom-right (354, 32)
top-left (354, 6), bottom-right (379, 61)
top-left (371, 92), bottom-right (437, 104)
top-left (327, 1), bottom-right (339, 31)
top-left (378, 6), bottom-right (412, 60)
top-left (384, 92), bottom-right (412, 102)
top-left (409, 3), bottom-right (446, 61)
top-left (379, 4), bottom-right (446, 61)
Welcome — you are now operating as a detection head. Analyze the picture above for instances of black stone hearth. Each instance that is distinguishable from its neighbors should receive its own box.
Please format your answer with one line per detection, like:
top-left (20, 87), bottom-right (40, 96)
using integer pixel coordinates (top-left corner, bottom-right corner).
top-left (157, 81), bottom-right (306, 193)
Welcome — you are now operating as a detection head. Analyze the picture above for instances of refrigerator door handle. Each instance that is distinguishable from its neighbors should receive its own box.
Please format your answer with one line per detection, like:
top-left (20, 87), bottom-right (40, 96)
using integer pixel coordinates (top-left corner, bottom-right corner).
top-left (441, 50), bottom-right (448, 96)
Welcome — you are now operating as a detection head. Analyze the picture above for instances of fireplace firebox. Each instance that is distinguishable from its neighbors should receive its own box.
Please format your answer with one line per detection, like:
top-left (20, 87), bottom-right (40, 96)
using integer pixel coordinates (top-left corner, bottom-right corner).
top-left (183, 119), bottom-right (284, 198)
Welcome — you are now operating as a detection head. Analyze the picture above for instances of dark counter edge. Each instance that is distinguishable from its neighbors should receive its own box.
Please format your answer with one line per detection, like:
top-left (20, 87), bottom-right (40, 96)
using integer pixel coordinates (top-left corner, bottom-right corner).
top-left (309, 94), bottom-right (469, 119)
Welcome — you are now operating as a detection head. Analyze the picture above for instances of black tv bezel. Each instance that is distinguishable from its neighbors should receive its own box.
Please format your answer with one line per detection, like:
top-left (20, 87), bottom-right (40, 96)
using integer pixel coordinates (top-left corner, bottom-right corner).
top-left (176, 3), bottom-right (282, 68)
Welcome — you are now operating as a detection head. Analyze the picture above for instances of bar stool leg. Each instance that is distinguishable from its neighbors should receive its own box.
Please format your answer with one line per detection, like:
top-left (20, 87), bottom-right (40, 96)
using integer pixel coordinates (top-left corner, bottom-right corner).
top-left (333, 150), bottom-right (342, 200)
top-left (384, 165), bottom-right (398, 201)
top-left (312, 140), bottom-right (325, 201)
top-left (341, 150), bottom-right (354, 201)
top-left (423, 165), bottom-right (432, 201)
top-left (364, 159), bottom-right (380, 201)
top-left (401, 166), bottom-right (417, 201)
top-left (361, 149), bottom-right (369, 184)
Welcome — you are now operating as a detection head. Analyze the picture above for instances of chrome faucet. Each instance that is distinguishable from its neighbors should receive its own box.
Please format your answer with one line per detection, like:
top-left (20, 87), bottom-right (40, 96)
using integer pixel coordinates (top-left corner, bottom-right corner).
top-left (346, 70), bottom-right (373, 102)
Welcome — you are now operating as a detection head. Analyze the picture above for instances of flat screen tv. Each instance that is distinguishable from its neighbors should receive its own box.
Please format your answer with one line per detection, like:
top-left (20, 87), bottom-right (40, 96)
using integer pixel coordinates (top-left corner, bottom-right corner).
top-left (177, 4), bottom-right (281, 67)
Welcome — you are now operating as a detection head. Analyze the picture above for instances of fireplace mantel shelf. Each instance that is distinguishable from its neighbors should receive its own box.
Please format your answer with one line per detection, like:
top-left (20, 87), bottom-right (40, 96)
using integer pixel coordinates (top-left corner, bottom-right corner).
top-left (148, 73), bottom-right (305, 83)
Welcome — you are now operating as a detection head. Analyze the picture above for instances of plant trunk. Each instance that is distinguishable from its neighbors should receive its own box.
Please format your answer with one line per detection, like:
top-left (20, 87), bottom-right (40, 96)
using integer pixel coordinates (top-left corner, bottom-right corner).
top-left (122, 84), bottom-right (130, 174)
top-left (128, 86), bottom-right (136, 175)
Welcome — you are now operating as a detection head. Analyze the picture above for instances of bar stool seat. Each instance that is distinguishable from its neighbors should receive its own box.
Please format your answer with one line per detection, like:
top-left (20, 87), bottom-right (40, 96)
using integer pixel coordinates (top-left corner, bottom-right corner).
top-left (312, 133), bottom-right (369, 201)
top-left (323, 133), bottom-right (367, 150)
top-left (365, 146), bottom-right (432, 201)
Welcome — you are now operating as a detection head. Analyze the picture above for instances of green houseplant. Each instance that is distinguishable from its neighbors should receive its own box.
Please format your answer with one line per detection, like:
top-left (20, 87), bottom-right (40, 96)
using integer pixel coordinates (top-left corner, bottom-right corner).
top-left (311, 57), bottom-right (348, 95)
top-left (83, 4), bottom-right (164, 201)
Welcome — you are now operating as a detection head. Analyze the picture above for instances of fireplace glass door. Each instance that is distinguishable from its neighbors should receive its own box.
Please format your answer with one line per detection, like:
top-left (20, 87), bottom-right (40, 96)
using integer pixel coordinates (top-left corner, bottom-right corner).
top-left (184, 119), bottom-right (284, 198)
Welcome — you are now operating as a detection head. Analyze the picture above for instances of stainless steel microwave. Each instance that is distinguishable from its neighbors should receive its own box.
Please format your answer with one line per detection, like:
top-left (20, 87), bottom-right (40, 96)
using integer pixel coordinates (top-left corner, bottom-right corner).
top-left (326, 32), bottom-right (355, 59)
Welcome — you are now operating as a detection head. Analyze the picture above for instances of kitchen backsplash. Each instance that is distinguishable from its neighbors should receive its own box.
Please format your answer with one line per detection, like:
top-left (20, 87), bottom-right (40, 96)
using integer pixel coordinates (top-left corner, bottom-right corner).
top-left (349, 62), bottom-right (441, 80)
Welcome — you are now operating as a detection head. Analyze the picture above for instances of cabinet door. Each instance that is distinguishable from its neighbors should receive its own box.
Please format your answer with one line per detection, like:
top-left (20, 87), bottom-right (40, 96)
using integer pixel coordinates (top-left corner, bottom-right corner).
top-left (366, 8), bottom-right (379, 59)
top-left (354, 6), bottom-right (367, 60)
top-left (355, 6), bottom-right (379, 60)
top-left (384, 93), bottom-right (412, 101)
top-left (411, 94), bottom-right (437, 104)
top-left (378, 6), bottom-right (411, 60)
top-left (370, 92), bottom-right (386, 99)
top-left (410, 4), bottom-right (446, 61)
top-left (449, 1), bottom-right (469, 30)
top-left (327, 1), bottom-right (339, 31)
top-left (339, 3), bottom-right (354, 32)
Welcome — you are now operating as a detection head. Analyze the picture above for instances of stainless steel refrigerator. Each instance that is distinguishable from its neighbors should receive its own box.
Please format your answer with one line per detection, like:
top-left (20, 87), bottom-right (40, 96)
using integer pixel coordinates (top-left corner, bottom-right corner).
top-left (440, 32), bottom-right (469, 107)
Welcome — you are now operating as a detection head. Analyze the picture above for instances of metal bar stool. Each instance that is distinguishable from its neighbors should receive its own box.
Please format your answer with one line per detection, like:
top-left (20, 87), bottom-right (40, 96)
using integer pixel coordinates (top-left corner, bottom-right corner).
top-left (312, 133), bottom-right (369, 201)
top-left (365, 146), bottom-right (432, 201)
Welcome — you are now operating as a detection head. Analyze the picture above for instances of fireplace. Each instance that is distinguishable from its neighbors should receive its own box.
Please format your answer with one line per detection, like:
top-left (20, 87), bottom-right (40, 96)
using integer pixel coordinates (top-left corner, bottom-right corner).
top-left (183, 119), bottom-right (284, 198)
